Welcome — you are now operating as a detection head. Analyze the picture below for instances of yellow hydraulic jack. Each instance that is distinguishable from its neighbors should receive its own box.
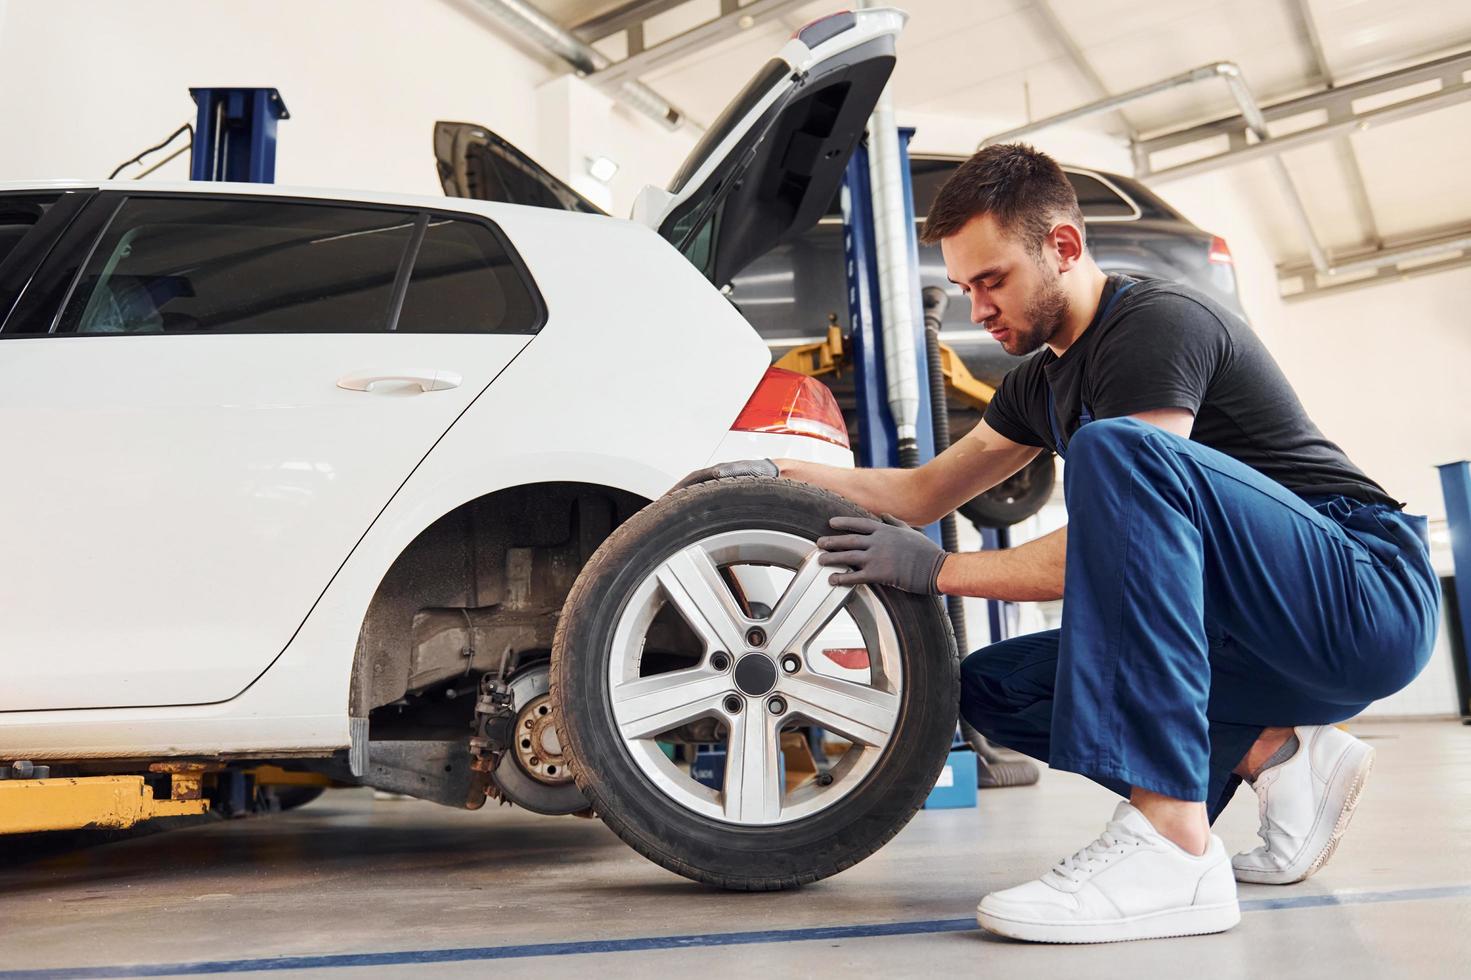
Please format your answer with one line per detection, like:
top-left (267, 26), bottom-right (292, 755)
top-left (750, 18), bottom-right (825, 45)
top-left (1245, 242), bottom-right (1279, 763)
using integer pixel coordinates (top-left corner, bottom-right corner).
top-left (0, 760), bottom-right (209, 835)
top-left (773, 314), bottom-right (999, 413)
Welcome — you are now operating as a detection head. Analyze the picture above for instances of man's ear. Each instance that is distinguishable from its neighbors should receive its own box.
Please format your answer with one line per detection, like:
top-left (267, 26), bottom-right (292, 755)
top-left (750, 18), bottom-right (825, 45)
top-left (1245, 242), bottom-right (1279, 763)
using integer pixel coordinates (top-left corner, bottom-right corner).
top-left (1050, 221), bottom-right (1086, 272)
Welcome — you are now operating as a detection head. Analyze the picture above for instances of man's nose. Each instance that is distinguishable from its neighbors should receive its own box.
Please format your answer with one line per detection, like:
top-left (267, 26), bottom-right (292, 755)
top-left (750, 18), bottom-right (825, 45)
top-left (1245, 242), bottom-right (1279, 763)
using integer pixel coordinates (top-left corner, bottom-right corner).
top-left (970, 293), bottom-right (997, 324)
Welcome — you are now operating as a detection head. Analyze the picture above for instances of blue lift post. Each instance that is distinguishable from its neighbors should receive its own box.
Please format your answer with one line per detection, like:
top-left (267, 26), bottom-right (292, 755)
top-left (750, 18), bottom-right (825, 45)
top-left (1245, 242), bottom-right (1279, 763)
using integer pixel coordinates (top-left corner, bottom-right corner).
top-left (1437, 461), bottom-right (1471, 718)
top-left (189, 88), bottom-right (289, 184)
top-left (842, 128), bottom-right (1013, 644)
top-left (841, 129), bottom-right (938, 542)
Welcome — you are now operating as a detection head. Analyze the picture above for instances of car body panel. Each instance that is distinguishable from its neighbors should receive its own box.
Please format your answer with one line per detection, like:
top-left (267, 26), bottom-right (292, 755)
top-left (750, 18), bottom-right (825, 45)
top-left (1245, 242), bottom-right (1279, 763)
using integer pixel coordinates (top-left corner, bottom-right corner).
top-left (0, 191), bottom-right (848, 757)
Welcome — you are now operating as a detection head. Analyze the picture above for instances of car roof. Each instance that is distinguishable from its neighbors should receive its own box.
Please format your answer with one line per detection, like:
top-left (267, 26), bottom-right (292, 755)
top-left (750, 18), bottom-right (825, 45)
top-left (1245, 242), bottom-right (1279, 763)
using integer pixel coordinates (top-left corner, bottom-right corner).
top-left (0, 178), bottom-right (608, 226)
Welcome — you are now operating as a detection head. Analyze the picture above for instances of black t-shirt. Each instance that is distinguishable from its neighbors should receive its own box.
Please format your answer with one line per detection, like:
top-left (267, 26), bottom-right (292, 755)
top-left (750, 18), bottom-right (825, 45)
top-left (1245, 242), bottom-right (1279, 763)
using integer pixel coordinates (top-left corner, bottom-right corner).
top-left (983, 275), bottom-right (1397, 507)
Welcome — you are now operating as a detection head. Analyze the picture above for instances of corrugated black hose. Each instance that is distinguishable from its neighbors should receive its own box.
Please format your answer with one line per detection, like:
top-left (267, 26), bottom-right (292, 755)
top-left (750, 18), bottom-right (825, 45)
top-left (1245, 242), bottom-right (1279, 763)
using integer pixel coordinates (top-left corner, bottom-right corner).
top-left (920, 286), bottom-right (1038, 789)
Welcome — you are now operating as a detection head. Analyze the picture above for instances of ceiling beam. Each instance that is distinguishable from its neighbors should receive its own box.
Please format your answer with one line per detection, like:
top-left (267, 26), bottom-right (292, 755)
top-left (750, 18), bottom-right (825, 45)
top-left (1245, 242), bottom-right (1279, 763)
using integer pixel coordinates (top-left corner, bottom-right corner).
top-left (585, 0), bottom-right (809, 88)
top-left (1026, 0), bottom-right (1139, 143)
top-left (1282, 0), bottom-right (1382, 249)
top-left (571, 0), bottom-right (689, 43)
top-left (1278, 224), bottom-right (1471, 300)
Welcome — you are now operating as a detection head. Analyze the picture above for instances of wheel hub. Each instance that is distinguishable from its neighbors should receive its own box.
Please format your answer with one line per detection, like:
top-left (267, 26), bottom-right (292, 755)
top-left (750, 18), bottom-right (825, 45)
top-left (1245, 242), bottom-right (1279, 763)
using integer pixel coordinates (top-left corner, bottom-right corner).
top-left (733, 653), bottom-right (777, 697)
top-left (514, 693), bottom-right (572, 785)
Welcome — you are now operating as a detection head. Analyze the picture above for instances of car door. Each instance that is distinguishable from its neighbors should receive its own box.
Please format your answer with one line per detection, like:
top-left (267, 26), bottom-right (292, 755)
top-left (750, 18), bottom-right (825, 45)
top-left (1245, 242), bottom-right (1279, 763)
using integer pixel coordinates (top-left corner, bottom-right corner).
top-left (0, 191), bottom-right (540, 710)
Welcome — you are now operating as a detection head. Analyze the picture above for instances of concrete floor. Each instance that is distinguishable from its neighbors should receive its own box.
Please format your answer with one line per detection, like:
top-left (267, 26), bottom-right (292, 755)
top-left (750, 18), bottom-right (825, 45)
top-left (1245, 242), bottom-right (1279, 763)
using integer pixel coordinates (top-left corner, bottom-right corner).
top-left (2, 718), bottom-right (1468, 979)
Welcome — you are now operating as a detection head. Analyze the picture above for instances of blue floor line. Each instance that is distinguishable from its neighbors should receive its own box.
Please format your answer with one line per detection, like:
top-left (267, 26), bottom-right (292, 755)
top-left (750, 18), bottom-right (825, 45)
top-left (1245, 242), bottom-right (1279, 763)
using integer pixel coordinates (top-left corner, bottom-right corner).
top-left (4, 883), bottom-right (1468, 979)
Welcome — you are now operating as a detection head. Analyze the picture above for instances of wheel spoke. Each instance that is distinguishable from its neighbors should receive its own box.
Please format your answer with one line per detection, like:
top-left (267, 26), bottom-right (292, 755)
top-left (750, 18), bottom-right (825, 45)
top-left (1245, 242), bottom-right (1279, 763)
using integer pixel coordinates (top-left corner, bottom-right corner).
top-left (723, 706), bottom-right (783, 823)
top-left (611, 669), bottom-right (729, 740)
top-left (763, 550), bottom-right (853, 658)
top-left (780, 673), bottom-right (899, 747)
top-left (654, 544), bottom-right (750, 657)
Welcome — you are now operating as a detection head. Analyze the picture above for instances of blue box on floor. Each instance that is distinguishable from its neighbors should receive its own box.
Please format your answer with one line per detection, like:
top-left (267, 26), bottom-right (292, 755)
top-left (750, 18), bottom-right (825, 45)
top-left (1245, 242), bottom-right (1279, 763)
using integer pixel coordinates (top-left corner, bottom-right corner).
top-left (924, 749), bottom-right (978, 809)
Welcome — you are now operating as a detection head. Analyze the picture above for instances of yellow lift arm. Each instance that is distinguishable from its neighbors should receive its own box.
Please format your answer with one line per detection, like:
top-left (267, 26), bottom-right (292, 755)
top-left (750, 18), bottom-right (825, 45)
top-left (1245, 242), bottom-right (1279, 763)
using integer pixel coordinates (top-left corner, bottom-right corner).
top-left (773, 318), bottom-right (997, 414)
top-left (0, 773), bottom-right (207, 835)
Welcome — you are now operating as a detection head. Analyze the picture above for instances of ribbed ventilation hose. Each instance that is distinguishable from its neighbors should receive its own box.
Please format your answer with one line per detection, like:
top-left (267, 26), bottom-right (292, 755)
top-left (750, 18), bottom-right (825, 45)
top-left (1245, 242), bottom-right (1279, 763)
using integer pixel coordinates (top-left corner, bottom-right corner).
top-left (922, 288), bottom-right (1039, 787)
top-left (920, 286), bottom-right (966, 654)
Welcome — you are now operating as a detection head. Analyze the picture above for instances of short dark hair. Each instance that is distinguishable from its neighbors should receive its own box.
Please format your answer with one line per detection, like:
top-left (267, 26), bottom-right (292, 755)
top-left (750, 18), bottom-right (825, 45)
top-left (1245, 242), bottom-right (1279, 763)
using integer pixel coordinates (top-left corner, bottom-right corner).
top-left (920, 143), bottom-right (1084, 254)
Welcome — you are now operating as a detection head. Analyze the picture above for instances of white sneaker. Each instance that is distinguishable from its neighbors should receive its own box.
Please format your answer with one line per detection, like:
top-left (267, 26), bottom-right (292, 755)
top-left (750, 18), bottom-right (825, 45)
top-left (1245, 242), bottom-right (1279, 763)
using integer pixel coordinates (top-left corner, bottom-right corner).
top-left (1232, 724), bottom-right (1375, 885)
top-left (976, 802), bottom-right (1240, 943)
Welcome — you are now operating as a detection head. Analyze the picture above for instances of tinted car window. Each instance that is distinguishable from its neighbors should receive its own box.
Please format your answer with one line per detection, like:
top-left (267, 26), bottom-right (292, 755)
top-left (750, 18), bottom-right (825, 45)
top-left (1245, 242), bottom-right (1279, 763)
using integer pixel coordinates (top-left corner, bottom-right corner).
top-left (910, 158), bottom-right (958, 218)
top-left (1066, 172), bottom-right (1137, 218)
top-left (0, 195), bottom-right (54, 264)
top-left (906, 161), bottom-right (1140, 221)
top-left (57, 197), bottom-right (415, 334)
top-left (395, 217), bottom-right (540, 334)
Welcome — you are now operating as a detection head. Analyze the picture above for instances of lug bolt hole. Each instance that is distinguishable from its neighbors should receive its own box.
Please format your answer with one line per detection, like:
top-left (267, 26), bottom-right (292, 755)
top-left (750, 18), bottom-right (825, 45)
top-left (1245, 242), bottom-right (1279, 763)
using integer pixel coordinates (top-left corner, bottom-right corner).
top-left (521, 739), bottom-right (532, 749)
top-left (767, 696), bottom-right (787, 715)
top-left (723, 694), bottom-right (744, 714)
top-left (538, 705), bottom-right (549, 715)
top-left (780, 654), bottom-right (801, 674)
top-left (746, 627), bottom-right (766, 647)
top-left (547, 766), bottom-right (557, 775)
top-left (711, 652), bottom-right (730, 672)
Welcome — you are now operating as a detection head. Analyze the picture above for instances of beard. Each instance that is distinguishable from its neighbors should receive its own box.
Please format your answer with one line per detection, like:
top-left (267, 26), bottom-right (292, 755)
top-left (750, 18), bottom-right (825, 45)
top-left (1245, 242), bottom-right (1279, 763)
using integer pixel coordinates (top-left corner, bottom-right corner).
top-left (996, 262), bottom-right (1068, 356)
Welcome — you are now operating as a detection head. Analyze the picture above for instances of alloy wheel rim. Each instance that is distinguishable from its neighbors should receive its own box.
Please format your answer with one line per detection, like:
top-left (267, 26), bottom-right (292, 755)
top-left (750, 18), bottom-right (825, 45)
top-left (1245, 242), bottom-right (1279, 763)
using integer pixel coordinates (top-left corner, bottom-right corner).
top-left (607, 529), bottom-right (902, 827)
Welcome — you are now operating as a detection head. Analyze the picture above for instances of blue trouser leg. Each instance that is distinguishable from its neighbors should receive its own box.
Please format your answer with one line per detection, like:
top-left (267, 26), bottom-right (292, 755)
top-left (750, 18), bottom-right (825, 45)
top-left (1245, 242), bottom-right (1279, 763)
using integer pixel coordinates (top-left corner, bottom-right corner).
top-left (962, 630), bottom-right (1261, 821)
top-left (961, 417), bottom-right (1438, 818)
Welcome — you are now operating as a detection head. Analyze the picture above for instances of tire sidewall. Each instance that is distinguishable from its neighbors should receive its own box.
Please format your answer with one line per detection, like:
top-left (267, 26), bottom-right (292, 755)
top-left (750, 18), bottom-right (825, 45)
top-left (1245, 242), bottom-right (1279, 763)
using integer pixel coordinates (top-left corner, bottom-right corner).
top-left (552, 478), bottom-right (958, 887)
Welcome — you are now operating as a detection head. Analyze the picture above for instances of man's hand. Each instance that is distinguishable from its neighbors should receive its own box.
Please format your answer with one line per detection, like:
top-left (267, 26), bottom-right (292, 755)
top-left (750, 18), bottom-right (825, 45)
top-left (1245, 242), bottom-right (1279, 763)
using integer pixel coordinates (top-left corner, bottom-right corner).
top-left (670, 458), bottom-right (779, 493)
top-left (816, 515), bottom-right (948, 594)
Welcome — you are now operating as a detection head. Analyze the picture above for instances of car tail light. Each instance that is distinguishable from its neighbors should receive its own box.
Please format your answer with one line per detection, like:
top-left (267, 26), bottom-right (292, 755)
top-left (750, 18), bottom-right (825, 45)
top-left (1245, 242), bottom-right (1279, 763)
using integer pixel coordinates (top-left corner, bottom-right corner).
top-left (731, 367), bottom-right (850, 449)
top-left (822, 648), bottom-right (870, 669)
top-left (1207, 235), bottom-right (1234, 265)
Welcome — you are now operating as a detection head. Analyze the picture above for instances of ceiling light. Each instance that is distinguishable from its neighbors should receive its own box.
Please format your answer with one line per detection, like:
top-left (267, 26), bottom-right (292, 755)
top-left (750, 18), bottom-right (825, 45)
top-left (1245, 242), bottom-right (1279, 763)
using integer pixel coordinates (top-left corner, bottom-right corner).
top-left (586, 155), bottom-right (619, 184)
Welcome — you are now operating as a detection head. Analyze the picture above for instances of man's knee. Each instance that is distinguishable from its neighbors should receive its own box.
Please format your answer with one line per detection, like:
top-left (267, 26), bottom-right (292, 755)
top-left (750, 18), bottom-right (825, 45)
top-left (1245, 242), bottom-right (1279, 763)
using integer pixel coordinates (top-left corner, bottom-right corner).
top-left (1067, 416), bottom-right (1156, 468)
top-left (959, 636), bottom-right (1054, 731)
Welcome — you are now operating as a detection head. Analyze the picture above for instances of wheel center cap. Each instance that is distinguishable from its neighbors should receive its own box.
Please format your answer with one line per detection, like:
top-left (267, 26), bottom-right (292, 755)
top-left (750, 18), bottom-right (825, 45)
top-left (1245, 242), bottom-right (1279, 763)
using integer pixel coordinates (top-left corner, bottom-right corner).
top-left (734, 653), bottom-right (777, 697)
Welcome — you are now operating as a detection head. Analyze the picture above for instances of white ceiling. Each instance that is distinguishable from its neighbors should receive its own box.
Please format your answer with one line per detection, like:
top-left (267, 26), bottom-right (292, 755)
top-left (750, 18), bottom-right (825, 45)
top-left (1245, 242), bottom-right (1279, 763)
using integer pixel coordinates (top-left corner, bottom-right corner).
top-left (541, 0), bottom-right (1471, 265)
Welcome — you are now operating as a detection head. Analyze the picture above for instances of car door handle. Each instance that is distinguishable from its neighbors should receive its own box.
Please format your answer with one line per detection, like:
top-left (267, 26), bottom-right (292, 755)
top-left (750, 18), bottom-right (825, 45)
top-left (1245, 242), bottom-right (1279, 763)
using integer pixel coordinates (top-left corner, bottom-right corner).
top-left (336, 369), bottom-right (463, 393)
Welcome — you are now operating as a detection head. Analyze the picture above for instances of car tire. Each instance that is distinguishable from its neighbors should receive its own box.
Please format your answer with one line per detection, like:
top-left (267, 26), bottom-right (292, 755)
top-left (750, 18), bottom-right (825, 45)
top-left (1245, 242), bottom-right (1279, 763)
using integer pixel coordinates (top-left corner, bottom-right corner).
top-left (958, 452), bottom-right (1055, 529)
top-left (551, 477), bottom-right (958, 891)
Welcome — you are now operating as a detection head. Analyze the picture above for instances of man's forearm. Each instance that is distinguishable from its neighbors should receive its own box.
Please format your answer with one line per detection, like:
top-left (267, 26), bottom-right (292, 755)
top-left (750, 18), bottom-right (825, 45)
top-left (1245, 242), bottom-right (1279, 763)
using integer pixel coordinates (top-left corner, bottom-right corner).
top-left (936, 526), bottom-right (1068, 602)
top-left (776, 458), bottom-right (930, 525)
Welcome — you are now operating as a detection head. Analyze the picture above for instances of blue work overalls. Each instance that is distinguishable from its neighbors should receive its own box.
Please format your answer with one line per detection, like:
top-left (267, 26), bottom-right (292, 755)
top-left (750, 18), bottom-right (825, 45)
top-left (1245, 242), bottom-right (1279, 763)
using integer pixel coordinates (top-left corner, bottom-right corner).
top-left (959, 285), bottom-right (1440, 819)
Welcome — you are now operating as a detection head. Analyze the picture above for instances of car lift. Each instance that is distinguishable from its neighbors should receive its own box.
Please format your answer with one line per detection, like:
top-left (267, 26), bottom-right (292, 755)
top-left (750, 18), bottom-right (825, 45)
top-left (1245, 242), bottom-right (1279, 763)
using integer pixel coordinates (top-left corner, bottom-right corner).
top-left (775, 128), bottom-right (1017, 649)
top-left (1, 89), bottom-right (300, 835)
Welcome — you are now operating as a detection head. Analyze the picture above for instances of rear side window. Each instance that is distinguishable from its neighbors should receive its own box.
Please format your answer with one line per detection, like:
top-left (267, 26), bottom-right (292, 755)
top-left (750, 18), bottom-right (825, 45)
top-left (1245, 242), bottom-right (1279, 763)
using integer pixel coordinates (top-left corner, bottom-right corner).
top-left (395, 217), bottom-right (540, 333)
top-left (0, 196), bottom-right (54, 264)
top-left (57, 198), bottom-right (415, 334)
top-left (1066, 172), bottom-right (1138, 219)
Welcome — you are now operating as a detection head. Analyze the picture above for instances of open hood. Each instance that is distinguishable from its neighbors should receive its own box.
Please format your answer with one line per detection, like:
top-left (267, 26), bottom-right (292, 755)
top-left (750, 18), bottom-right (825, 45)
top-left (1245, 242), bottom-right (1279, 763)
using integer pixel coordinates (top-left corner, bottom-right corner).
top-left (433, 121), bottom-right (606, 215)
top-left (636, 8), bottom-right (905, 286)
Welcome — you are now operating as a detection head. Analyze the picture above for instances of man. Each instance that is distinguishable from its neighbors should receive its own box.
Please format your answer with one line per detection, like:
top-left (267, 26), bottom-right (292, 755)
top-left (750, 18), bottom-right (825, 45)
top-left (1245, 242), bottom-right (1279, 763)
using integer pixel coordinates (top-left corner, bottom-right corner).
top-left (678, 143), bottom-right (1438, 943)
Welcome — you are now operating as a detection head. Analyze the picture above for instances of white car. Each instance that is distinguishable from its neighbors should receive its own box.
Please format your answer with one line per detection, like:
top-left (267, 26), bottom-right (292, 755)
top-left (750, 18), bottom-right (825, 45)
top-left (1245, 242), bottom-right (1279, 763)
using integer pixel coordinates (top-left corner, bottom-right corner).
top-left (0, 8), bottom-right (955, 888)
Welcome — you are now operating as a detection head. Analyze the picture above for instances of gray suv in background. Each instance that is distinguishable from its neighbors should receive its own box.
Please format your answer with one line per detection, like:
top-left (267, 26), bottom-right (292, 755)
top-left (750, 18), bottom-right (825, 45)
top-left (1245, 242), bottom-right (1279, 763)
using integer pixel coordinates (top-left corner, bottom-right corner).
top-left (435, 127), bottom-right (1244, 526)
top-left (735, 155), bottom-right (1243, 387)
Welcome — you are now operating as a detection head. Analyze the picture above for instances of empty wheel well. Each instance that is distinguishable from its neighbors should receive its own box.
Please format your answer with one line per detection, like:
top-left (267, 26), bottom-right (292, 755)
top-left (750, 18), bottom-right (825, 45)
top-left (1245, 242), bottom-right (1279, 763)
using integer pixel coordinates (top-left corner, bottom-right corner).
top-left (350, 482), bottom-right (648, 726)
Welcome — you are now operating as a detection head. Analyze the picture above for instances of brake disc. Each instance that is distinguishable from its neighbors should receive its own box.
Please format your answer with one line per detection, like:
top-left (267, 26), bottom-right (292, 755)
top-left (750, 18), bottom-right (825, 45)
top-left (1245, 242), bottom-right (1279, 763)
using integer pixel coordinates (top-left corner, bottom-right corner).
top-left (491, 662), bottom-right (588, 815)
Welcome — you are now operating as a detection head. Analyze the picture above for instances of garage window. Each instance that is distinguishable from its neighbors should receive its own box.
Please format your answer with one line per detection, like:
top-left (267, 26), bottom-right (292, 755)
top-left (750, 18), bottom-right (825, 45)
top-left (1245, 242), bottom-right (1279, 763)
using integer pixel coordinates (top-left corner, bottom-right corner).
top-left (56, 197), bottom-right (416, 334)
top-left (393, 217), bottom-right (540, 334)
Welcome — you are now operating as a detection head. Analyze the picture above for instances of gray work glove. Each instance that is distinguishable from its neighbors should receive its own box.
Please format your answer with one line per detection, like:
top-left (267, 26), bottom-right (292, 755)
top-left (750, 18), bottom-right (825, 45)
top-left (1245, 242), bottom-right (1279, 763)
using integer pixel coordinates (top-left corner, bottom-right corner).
top-left (670, 458), bottom-right (779, 493)
top-left (816, 515), bottom-right (949, 594)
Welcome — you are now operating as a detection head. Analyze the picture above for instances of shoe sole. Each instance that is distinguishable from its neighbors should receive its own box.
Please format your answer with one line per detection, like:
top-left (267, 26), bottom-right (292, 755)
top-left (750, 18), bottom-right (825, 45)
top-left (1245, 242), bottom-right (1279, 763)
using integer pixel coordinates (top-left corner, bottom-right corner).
top-left (977, 901), bottom-right (1241, 944)
top-left (1233, 740), bottom-right (1375, 886)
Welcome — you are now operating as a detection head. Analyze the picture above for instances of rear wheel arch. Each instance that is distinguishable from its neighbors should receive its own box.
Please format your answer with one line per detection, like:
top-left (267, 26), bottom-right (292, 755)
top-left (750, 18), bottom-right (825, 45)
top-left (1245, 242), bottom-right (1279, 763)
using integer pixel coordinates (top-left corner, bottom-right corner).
top-left (348, 480), bottom-right (650, 721)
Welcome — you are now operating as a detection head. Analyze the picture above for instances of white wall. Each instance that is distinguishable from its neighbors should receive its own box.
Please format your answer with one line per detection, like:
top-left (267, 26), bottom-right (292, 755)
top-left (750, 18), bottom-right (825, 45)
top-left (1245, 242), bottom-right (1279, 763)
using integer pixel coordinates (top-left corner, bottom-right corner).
top-left (0, 0), bottom-right (693, 213)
